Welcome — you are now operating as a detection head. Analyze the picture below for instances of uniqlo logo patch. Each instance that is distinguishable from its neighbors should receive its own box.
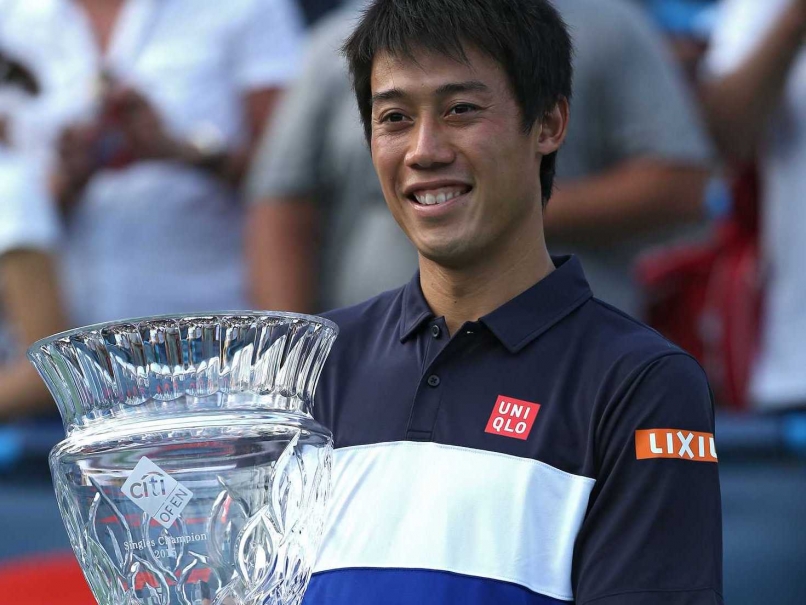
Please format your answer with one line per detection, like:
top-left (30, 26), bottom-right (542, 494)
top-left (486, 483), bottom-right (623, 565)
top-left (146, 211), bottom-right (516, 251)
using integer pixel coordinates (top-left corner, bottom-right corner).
top-left (635, 429), bottom-right (718, 463)
top-left (485, 395), bottom-right (540, 440)
top-left (121, 457), bottom-right (194, 529)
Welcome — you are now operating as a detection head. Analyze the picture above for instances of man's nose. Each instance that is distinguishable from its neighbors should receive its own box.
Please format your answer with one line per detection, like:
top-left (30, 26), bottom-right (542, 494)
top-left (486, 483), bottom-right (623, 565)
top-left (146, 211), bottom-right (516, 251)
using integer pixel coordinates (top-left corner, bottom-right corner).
top-left (405, 118), bottom-right (455, 169)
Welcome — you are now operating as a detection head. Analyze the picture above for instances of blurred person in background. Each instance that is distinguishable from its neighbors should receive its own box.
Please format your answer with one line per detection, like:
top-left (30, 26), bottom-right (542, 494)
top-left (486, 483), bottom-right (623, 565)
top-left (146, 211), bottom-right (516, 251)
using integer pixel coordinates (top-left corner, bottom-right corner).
top-left (0, 47), bottom-right (67, 419)
top-left (701, 0), bottom-right (806, 412)
top-left (0, 151), bottom-right (65, 420)
top-left (246, 0), bottom-right (414, 313)
top-left (50, 0), bottom-right (304, 326)
top-left (246, 0), bottom-right (713, 317)
top-left (641, 0), bottom-right (728, 219)
top-left (541, 0), bottom-right (713, 318)
top-left (298, 0), bottom-right (347, 25)
top-left (635, 0), bottom-right (719, 84)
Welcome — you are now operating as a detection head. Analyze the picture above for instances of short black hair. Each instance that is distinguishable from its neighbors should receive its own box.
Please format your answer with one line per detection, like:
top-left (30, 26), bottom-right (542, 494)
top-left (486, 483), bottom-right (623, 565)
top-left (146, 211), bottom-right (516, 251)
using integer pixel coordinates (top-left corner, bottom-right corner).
top-left (342, 0), bottom-right (573, 205)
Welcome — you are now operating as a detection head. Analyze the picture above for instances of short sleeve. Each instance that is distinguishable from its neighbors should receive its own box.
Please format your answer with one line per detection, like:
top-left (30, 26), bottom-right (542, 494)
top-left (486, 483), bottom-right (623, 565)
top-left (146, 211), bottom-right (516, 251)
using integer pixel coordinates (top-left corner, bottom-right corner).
top-left (0, 150), bottom-right (59, 257)
top-left (231, 0), bottom-right (306, 90)
top-left (245, 18), bottom-right (352, 202)
top-left (703, 0), bottom-right (790, 78)
top-left (592, 2), bottom-right (713, 165)
top-left (573, 354), bottom-right (723, 605)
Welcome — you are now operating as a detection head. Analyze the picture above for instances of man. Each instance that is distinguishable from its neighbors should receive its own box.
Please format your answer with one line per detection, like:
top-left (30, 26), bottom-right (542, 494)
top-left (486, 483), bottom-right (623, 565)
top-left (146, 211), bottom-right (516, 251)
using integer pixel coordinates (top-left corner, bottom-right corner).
top-left (245, 0), bottom-right (414, 313)
top-left (701, 0), bottom-right (806, 411)
top-left (46, 0), bottom-right (304, 326)
top-left (301, 1), bottom-right (723, 604)
top-left (0, 35), bottom-right (68, 419)
top-left (246, 0), bottom-right (711, 317)
top-left (0, 148), bottom-right (67, 419)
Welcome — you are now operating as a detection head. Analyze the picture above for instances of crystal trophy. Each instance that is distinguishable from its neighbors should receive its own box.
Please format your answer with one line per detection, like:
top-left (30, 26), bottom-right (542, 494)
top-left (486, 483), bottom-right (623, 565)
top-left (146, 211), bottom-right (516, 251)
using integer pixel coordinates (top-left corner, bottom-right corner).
top-left (28, 313), bottom-right (337, 605)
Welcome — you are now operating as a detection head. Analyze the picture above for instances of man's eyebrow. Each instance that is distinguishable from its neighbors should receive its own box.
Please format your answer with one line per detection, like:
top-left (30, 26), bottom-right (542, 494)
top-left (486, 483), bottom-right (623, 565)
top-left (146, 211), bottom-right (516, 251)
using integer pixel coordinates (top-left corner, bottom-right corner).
top-left (434, 80), bottom-right (490, 96)
top-left (371, 88), bottom-right (405, 106)
top-left (370, 81), bottom-right (491, 106)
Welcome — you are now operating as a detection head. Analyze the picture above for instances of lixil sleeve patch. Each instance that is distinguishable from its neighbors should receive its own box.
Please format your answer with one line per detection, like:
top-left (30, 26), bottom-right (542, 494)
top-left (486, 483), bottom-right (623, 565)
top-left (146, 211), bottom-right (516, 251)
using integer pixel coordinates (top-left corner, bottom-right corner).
top-left (635, 429), bottom-right (718, 462)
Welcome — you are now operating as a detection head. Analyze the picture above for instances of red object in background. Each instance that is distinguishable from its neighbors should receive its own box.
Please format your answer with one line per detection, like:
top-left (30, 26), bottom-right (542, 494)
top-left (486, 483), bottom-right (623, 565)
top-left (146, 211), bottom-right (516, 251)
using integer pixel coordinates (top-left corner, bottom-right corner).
top-left (0, 553), bottom-right (94, 604)
top-left (636, 166), bottom-right (762, 410)
top-left (0, 551), bottom-right (213, 601)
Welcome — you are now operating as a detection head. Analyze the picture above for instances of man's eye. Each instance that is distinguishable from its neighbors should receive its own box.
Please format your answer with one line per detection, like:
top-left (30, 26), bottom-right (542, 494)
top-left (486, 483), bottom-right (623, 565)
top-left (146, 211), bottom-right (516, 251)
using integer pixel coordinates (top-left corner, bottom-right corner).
top-left (381, 112), bottom-right (406, 123)
top-left (449, 104), bottom-right (477, 115)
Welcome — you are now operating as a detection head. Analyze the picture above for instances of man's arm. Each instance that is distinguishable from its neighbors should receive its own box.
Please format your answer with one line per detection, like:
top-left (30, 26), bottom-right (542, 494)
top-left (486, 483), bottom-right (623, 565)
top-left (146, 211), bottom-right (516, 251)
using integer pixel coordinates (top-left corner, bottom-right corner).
top-left (573, 353), bottom-right (723, 604)
top-left (244, 17), bottom-right (353, 313)
top-left (0, 249), bottom-right (68, 419)
top-left (544, 159), bottom-right (709, 245)
top-left (546, 1), bottom-right (712, 246)
top-left (105, 83), bottom-right (283, 187)
top-left (173, 87), bottom-right (284, 187)
top-left (701, 0), bottom-right (806, 162)
top-left (213, 0), bottom-right (303, 185)
top-left (246, 198), bottom-right (320, 313)
top-left (52, 85), bottom-right (284, 213)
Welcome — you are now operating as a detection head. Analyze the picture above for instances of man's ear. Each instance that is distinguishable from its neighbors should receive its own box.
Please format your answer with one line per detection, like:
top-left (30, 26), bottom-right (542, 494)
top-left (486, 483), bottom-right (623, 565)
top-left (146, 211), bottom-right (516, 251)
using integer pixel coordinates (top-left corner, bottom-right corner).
top-left (535, 97), bottom-right (569, 155)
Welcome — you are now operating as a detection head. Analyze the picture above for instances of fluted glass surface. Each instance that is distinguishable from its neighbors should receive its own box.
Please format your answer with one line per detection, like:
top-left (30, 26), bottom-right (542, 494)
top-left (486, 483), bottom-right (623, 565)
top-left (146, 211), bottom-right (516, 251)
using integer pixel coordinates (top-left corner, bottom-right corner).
top-left (29, 313), bottom-right (336, 605)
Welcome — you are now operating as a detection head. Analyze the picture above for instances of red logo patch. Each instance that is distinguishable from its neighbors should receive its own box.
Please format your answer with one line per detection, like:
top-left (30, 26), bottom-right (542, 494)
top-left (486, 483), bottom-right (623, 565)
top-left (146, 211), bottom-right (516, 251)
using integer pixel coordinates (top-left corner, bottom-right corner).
top-left (485, 395), bottom-right (540, 440)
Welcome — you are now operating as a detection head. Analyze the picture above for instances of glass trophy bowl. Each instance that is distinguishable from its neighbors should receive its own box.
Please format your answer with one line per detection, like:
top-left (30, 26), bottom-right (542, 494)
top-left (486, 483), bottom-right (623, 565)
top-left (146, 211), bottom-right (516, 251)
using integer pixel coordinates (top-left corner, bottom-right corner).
top-left (27, 313), bottom-right (337, 605)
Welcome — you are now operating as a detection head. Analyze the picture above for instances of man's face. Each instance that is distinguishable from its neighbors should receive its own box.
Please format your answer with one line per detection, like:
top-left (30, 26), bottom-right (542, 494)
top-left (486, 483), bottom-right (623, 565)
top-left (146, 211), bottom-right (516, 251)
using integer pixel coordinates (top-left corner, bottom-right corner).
top-left (370, 46), bottom-right (549, 269)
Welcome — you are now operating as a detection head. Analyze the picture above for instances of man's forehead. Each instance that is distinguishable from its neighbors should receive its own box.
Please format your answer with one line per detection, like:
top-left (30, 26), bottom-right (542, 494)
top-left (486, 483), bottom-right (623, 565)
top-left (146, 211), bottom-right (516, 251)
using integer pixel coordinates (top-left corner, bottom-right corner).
top-left (370, 47), bottom-right (502, 97)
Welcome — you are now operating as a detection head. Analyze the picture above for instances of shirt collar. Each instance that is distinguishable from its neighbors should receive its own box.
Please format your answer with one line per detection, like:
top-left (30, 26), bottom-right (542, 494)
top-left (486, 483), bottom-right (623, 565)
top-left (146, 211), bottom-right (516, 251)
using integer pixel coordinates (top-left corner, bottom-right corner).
top-left (399, 272), bottom-right (435, 342)
top-left (399, 256), bottom-right (593, 352)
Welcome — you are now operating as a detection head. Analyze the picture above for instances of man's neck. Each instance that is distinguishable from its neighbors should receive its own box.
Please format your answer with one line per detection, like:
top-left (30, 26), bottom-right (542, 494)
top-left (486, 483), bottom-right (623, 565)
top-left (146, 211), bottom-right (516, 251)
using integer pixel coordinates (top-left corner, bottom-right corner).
top-left (419, 235), bottom-right (555, 336)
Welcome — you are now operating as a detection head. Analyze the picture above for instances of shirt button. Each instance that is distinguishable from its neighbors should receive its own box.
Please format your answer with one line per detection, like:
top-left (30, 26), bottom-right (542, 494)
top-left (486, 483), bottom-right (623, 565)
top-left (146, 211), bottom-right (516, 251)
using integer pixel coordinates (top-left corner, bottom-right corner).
top-left (431, 324), bottom-right (442, 338)
top-left (427, 375), bottom-right (441, 388)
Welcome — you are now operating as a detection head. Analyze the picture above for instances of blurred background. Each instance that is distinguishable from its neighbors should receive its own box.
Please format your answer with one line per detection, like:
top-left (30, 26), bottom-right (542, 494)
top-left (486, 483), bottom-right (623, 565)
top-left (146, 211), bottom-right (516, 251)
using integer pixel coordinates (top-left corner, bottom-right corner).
top-left (1, 0), bottom-right (804, 602)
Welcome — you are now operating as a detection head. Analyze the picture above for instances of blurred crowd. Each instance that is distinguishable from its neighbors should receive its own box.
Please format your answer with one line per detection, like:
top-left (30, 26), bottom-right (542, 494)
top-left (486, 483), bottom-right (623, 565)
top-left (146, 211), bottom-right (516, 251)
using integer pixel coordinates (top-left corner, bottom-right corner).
top-left (2, 1), bottom-right (806, 602)
top-left (1, 0), bottom-right (806, 424)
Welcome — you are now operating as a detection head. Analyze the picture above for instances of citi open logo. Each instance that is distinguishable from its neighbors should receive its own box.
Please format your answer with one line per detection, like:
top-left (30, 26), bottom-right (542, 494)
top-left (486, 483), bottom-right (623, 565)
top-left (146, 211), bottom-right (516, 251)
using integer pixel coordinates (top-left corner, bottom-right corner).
top-left (121, 457), bottom-right (194, 529)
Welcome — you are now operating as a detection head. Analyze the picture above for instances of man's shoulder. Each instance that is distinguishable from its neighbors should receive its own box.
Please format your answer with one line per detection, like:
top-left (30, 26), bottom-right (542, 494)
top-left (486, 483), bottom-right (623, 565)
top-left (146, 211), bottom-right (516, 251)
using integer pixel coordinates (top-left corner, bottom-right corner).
top-left (566, 298), bottom-right (713, 456)
top-left (575, 296), bottom-right (704, 384)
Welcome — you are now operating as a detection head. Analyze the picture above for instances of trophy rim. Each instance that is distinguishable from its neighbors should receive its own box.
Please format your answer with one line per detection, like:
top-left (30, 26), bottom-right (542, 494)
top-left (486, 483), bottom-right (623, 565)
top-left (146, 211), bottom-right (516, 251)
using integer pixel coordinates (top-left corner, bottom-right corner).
top-left (27, 309), bottom-right (339, 358)
top-left (27, 310), bottom-right (340, 433)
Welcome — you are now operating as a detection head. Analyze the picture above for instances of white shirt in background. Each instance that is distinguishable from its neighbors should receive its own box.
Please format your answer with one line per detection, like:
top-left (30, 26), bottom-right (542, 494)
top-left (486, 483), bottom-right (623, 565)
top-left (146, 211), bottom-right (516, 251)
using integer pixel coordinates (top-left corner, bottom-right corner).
top-left (5, 0), bottom-right (305, 326)
top-left (705, 0), bottom-right (806, 409)
top-left (0, 150), bottom-right (58, 256)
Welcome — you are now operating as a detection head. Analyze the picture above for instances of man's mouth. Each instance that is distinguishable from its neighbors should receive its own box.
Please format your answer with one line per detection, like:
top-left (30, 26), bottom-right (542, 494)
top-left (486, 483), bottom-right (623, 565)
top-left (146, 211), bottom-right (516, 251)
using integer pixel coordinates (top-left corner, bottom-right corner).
top-left (409, 186), bottom-right (473, 206)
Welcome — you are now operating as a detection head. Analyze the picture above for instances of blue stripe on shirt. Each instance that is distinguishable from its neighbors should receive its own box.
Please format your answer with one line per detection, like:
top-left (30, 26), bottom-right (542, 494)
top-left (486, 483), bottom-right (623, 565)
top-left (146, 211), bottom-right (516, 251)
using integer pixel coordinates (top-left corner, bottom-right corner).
top-left (303, 567), bottom-right (571, 604)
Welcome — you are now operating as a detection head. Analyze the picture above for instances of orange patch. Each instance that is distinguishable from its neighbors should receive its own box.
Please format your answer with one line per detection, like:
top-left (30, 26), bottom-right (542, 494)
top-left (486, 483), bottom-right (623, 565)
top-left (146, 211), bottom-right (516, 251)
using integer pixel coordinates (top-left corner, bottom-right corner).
top-left (635, 429), bottom-right (717, 462)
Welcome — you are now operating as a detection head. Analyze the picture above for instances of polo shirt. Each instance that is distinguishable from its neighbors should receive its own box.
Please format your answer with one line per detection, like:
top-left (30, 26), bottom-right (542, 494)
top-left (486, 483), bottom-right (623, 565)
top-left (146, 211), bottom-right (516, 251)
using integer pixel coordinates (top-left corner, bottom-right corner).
top-left (304, 256), bottom-right (723, 605)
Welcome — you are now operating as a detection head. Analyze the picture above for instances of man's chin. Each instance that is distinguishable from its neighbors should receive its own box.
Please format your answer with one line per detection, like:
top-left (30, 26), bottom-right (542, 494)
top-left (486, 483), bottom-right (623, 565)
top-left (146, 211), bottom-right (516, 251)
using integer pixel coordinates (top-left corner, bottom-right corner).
top-left (416, 242), bottom-right (478, 271)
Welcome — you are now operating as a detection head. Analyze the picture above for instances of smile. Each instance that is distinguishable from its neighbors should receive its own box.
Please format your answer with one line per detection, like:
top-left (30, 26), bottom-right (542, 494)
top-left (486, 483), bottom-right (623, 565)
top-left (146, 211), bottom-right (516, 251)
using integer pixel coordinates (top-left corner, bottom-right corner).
top-left (410, 186), bottom-right (472, 206)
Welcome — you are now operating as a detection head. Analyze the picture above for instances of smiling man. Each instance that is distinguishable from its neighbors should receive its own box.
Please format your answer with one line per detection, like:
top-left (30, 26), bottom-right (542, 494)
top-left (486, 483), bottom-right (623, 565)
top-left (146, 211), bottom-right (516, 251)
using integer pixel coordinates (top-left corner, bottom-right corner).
top-left (302, 1), bottom-right (723, 604)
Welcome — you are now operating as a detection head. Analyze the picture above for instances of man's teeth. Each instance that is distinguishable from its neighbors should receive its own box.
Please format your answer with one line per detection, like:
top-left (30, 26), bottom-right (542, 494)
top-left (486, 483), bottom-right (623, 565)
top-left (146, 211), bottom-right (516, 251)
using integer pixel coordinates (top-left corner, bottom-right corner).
top-left (413, 189), bottom-right (467, 205)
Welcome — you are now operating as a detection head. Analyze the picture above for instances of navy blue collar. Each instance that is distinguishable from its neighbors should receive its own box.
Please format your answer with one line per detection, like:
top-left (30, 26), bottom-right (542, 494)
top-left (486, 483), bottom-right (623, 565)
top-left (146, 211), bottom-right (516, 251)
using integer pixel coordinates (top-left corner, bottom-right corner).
top-left (399, 256), bottom-right (593, 353)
